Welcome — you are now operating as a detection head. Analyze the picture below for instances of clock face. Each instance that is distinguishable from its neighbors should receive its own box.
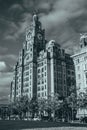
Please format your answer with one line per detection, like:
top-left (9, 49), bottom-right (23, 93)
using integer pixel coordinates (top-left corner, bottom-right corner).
top-left (37, 33), bottom-right (42, 40)
top-left (27, 32), bottom-right (31, 37)
top-left (85, 38), bottom-right (87, 43)
top-left (27, 31), bottom-right (31, 39)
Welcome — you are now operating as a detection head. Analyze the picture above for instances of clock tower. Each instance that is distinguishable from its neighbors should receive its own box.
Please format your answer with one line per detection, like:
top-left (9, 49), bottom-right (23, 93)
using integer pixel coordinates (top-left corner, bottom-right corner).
top-left (24, 13), bottom-right (46, 98)
top-left (26, 13), bottom-right (46, 57)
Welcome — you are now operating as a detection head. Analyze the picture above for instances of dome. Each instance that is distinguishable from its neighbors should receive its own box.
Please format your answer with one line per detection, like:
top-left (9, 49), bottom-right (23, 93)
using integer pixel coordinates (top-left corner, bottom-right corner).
top-left (48, 40), bottom-right (56, 47)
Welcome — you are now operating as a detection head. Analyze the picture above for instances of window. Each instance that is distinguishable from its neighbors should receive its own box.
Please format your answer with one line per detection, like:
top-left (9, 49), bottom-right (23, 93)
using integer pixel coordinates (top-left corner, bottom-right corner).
top-left (26, 66), bottom-right (29, 70)
top-left (45, 85), bottom-right (46, 89)
top-left (85, 64), bottom-right (87, 70)
top-left (62, 49), bottom-right (65, 56)
top-left (38, 69), bottom-right (40, 73)
top-left (77, 66), bottom-right (80, 71)
top-left (42, 92), bottom-right (44, 97)
top-left (37, 80), bottom-right (40, 85)
top-left (30, 75), bottom-right (31, 79)
top-left (25, 83), bottom-right (28, 87)
top-left (38, 75), bottom-right (40, 78)
top-left (45, 72), bottom-right (46, 76)
top-left (30, 48), bottom-right (32, 51)
top-left (84, 56), bottom-right (87, 60)
top-left (42, 79), bottom-right (44, 84)
top-left (38, 93), bottom-right (40, 97)
top-left (37, 87), bottom-right (40, 91)
top-left (64, 80), bottom-right (66, 84)
top-left (45, 66), bottom-right (46, 70)
top-left (76, 59), bottom-right (79, 64)
top-left (85, 73), bottom-right (87, 79)
top-left (45, 92), bottom-right (46, 96)
top-left (26, 77), bottom-right (29, 81)
top-left (30, 93), bottom-right (31, 98)
top-left (78, 74), bottom-right (80, 79)
top-left (26, 71), bottom-right (29, 75)
top-left (30, 69), bottom-right (32, 73)
top-left (42, 68), bottom-right (44, 72)
top-left (44, 60), bottom-right (46, 64)
top-left (72, 71), bottom-right (74, 75)
top-left (42, 86), bottom-right (44, 90)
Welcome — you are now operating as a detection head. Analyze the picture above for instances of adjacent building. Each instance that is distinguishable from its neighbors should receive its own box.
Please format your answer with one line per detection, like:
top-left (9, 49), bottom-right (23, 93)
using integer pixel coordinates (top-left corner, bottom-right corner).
top-left (10, 13), bottom-right (75, 102)
top-left (72, 33), bottom-right (87, 95)
top-left (72, 33), bottom-right (87, 118)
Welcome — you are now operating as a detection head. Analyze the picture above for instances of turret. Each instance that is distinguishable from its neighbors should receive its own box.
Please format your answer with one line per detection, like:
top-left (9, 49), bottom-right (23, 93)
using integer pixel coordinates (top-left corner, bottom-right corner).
top-left (80, 33), bottom-right (87, 48)
top-left (33, 13), bottom-right (39, 26)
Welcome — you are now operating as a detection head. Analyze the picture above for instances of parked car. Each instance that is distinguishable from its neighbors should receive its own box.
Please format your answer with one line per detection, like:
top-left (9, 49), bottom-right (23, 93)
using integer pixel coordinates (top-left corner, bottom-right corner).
top-left (80, 117), bottom-right (87, 123)
top-left (33, 117), bottom-right (41, 121)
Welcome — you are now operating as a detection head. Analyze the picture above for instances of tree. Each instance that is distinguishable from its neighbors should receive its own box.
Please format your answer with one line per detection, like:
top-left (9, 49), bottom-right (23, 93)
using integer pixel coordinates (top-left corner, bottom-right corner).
top-left (43, 94), bottom-right (63, 120)
top-left (65, 93), bottom-right (77, 121)
top-left (11, 95), bottom-right (30, 120)
top-left (38, 98), bottom-right (46, 118)
top-left (77, 91), bottom-right (87, 118)
top-left (51, 93), bottom-right (63, 119)
top-left (29, 96), bottom-right (38, 119)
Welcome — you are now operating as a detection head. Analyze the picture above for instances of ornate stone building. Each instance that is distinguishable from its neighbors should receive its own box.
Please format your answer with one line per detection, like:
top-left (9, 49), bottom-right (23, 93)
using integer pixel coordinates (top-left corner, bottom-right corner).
top-left (72, 33), bottom-right (87, 95)
top-left (10, 14), bottom-right (75, 102)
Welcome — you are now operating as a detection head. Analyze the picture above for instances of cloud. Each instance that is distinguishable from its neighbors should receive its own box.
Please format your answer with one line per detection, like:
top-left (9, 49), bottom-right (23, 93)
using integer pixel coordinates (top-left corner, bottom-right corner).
top-left (0, 61), bottom-right (7, 71)
top-left (0, 0), bottom-right (87, 103)
top-left (0, 72), bottom-right (13, 86)
top-left (4, 12), bottom-right (31, 41)
top-left (9, 4), bottom-right (23, 11)
top-left (0, 61), bottom-right (13, 72)
top-left (0, 95), bottom-right (10, 104)
top-left (38, 0), bottom-right (86, 52)
top-left (0, 46), bottom-right (8, 53)
top-left (0, 54), bottom-right (17, 68)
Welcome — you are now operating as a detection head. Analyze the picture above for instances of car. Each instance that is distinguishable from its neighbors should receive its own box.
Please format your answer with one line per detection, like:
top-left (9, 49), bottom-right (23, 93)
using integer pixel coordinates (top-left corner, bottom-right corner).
top-left (33, 117), bottom-right (41, 121)
top-left (80, 117), bottom-right (87, 123)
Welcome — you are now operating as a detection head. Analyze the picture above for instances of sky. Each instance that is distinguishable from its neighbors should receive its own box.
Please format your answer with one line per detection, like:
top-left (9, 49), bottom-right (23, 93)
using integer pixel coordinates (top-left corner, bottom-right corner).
top-left (0, 0), bottom-right (87, 104)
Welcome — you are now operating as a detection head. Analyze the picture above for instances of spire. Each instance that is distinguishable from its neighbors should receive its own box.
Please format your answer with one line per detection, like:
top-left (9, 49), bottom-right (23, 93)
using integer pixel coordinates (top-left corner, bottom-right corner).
top-left (32, 11), bottom-right (39, 26)
top-left (80, 33), bottom-right (87, 48)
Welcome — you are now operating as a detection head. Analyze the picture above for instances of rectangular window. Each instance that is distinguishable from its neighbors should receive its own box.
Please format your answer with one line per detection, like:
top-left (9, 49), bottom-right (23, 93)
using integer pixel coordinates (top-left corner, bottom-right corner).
top-left (45, 72), bottom-right (46, 76)
top-left (26, 71), bottom-right (29, 75)
top-left (85, 73), bottom-right (87, 79)
top-left (76, 59), bottom-right (79, 64)
top-left (42, 92), bottom-right (44, 97)
top-left (45, 85), bottom-right (46, 89)
top-left (42, 86), bottom-right (44, 90)
top-left (30, 75), bottom-right (31, 79)
top-left (78, 74), bottom-right (80, 79)
top-left (38, 69), bottom-right (40, 73)
top-left (37, 80), bottom-right (40, 85)
top-left (42, 79), bottom-right (44, 84)
top-left (85, 64), bottom-right (87, 70)
top-left (37, 87), bottom-right (40, 91)
top-left (77, 66), bottom-right (80, 71)
top-left (42, 68), bottom-right (44, 72)
top-left (38, 93), bottom-right (40, 97)
top-left (30, 81), bottom-right (31, 85)
top-left (26, 77), bottom-right (29, 81)
top-left (45, 66), bottom-right (46, 70)
top-left (38, 75), bottom-right (40, 78)
top-left (42, 74), bottom-right (44, 77)
top-left (30, 48), bottom-right (32, 51)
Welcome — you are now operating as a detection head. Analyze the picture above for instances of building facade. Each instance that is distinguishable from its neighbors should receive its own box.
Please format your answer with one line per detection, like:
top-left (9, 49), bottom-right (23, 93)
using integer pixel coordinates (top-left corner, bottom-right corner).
top-left (72, 33), bottom-right (87, 95)
top-left (10, 14), bottom-right (75, 102)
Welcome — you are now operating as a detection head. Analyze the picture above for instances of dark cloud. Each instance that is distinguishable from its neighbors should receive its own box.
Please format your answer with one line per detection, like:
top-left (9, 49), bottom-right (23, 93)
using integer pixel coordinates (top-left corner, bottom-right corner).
top-left (0, 0), bottom-right (87, 103)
